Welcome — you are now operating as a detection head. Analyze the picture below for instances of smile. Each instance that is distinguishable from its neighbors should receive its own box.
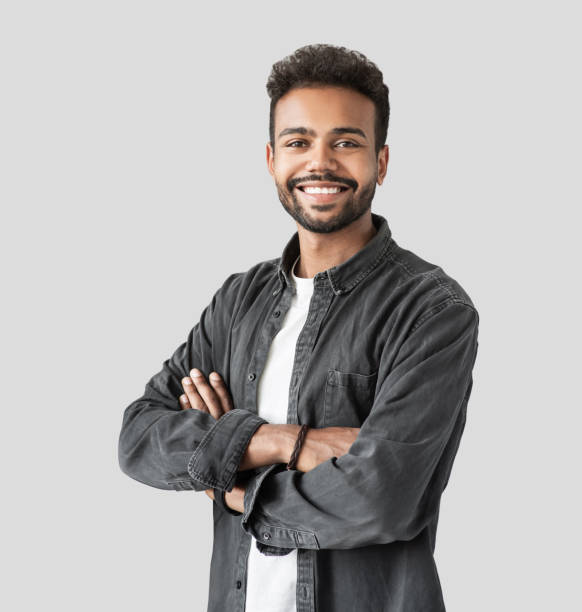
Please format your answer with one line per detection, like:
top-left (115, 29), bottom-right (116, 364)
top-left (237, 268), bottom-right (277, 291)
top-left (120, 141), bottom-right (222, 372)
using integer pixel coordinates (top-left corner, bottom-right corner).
top-left (299, 186), bottom-right (346, 194)
top-left (295, 183), bottom-right (351, 204)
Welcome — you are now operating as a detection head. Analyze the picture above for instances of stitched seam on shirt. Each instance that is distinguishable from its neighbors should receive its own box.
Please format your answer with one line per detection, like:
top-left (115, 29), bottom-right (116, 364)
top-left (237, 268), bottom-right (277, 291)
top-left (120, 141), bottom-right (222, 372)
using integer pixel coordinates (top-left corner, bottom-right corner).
top-left (187, 470), bottom-right (220, 488)
top-left (340, 234), bottom-right (394, 292)
top-left (409, 300), bottom-right (478, 336)
top-left (187, 411), bottom-right (266, 490)
top-left (186, 409), bottom-right (239, 481)
top-left (165, 479), bottom-right (197, 489)
top-left (426, 269), bottom-right (458, 301)
top-left (387, 249), bottom-right (464, 303)
top-left (253, 520), bottom-right (318, 544)
top-left (220, 418), bottom-right (266, 491)
top-left (242, 463), bottom-right (281, 524)
top-left (385, 248), bottom-right (415, 277)
top-left (190, 409), bottom-right (236, 461)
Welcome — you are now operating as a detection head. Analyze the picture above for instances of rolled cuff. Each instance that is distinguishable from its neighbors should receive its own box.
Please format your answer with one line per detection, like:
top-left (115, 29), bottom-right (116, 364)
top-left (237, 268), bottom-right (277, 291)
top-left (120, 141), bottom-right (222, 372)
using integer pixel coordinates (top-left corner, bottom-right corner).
top-left (241, 463), bottom-right (319, 552)
top-left (187, 408), bottom-right (268, 492)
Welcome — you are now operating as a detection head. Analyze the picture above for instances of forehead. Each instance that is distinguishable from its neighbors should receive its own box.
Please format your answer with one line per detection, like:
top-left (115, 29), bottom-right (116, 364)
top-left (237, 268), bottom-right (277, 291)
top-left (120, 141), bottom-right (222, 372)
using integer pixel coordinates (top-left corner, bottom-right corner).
top-left (274, 86), bottom-right (375, 136)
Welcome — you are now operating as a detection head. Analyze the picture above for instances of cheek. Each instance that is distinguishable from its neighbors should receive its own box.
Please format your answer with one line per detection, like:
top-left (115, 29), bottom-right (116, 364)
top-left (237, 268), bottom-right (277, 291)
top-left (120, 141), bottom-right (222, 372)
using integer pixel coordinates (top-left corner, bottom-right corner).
top-left (345, 155), bottom-right (375, 177)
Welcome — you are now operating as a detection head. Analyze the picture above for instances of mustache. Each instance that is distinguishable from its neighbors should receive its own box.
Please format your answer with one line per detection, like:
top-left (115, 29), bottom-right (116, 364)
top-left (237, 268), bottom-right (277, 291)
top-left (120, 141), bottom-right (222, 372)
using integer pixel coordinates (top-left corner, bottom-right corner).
top-left (289, 173), bottom-right (358, 191)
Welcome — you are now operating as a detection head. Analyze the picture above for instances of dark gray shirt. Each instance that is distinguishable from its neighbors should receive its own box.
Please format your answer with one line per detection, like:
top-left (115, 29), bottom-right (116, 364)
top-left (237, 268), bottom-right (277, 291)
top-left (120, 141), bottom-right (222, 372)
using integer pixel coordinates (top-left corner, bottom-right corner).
top-left (118, 212), bottom-right (480, 612)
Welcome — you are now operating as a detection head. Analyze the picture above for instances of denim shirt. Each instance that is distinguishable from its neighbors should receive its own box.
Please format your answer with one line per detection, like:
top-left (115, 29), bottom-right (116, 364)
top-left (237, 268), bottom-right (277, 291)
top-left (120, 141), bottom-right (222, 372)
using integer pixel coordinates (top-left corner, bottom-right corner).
top-left (118, 212), bottom-right (480, 612)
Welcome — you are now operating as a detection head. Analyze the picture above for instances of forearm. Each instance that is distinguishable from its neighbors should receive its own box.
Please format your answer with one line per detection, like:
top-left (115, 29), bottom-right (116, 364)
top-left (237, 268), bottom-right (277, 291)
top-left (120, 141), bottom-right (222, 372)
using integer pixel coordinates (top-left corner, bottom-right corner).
top-left (119, 392), bottom-right (268, 491)
top-left (238, 424), bottom-right (358, 473)
top-left (238, 423), bottom-right (299, 471)
top-left (239, 304), bottom-right (480, 550)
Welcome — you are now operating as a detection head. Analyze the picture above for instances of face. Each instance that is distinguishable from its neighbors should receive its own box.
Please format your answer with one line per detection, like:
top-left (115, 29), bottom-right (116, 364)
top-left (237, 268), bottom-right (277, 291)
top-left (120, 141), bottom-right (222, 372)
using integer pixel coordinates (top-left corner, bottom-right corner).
top-left (267, 85), bottom-right (388, 234)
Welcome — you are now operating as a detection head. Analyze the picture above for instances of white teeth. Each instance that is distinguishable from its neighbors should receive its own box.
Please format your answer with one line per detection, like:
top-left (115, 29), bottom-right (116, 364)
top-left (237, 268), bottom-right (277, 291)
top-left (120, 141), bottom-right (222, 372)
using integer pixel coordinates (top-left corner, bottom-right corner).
top-left (302, 186), bottom-right (342, 194)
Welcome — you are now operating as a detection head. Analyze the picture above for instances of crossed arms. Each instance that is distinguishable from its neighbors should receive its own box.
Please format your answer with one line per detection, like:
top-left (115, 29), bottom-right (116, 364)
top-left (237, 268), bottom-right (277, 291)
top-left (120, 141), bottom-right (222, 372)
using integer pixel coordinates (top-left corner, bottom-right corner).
top-left (118, 275), bottom-right (479, 551)
top-left (176, 367), bottom-right (360, 512)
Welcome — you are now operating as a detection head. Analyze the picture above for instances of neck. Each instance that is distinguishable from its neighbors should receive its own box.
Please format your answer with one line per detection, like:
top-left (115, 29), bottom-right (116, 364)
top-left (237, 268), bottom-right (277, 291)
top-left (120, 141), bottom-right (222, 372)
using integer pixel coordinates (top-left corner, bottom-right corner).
top-left (294, 212), bottom-right (378, 279)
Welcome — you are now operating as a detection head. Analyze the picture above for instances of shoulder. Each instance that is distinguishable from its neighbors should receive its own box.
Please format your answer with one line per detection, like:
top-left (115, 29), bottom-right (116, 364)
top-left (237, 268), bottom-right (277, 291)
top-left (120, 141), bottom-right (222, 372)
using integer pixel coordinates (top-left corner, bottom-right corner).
top-left (214, 257), bottom-right (280, 305)
top-left (383, 239), bottom-right (479, 331)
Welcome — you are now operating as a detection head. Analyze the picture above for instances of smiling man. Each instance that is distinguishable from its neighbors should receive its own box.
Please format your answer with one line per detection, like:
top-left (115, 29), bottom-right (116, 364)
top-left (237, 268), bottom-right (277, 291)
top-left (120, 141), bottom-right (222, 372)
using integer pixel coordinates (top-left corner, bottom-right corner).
top-left (272, 85), bottom-right (384, 238)
top-left (118, 44), bottom-right (480, 612)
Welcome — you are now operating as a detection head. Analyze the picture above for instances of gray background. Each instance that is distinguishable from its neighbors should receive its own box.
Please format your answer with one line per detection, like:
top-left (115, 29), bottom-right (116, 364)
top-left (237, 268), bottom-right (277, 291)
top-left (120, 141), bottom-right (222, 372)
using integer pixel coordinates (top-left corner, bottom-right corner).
top-left (2, 1), bottom-right (580, 610)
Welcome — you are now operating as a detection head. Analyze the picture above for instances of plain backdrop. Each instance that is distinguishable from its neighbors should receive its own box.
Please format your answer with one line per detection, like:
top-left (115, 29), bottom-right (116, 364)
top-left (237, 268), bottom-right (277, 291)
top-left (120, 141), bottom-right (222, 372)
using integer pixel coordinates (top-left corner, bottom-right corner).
top-left (1, 1), bottom-right (580, 611)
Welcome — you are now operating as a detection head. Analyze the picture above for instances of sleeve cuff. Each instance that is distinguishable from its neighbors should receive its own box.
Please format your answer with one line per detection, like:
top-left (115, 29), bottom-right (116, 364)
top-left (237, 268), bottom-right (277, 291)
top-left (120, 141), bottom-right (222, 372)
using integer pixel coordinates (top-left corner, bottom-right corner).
top-left (187, 408), bottom-right (268, 492)
top-left (241, 463), bottom-right (319, 551)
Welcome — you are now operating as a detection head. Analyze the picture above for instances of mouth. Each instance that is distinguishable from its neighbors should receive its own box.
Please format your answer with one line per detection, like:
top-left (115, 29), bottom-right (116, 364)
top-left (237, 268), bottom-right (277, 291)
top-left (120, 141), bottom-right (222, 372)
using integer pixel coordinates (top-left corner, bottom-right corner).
top-left (295, 183), bottom-right (351, 205)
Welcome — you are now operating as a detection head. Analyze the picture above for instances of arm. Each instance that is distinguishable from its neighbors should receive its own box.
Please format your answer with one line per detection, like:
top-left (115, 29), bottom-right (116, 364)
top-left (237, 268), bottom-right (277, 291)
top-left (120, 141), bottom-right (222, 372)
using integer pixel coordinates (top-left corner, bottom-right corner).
top-left (238, 424), bottom-right (360, 473)
top-left (213, 424), bottom-right (361, 515)
top-left (237, 424), bottom-right (296, 471)
top-left (239, 302), bottom-right (480, 550)
top-left (117, 273), bottom-right (268, 493)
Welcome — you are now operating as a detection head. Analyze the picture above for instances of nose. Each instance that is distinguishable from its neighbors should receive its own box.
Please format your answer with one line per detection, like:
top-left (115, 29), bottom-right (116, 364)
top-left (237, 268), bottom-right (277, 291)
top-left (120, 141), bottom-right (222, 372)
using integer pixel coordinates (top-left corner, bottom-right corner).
top-left (305, 141), bottom-right (338, 173)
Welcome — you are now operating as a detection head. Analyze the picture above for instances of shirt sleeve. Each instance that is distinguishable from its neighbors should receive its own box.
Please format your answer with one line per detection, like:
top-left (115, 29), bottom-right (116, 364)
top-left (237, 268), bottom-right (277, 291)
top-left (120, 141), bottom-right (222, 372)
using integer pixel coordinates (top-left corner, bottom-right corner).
top-left (117, 274), bottom-right (268, 493)
top-left (240, 301), bottom-right (480, 551)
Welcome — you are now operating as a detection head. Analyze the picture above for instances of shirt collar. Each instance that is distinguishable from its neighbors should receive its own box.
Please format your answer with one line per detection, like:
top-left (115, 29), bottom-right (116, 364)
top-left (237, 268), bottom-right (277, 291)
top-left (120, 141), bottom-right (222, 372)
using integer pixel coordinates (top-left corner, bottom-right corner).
top-left (276, 212), bottom-right (394, 296)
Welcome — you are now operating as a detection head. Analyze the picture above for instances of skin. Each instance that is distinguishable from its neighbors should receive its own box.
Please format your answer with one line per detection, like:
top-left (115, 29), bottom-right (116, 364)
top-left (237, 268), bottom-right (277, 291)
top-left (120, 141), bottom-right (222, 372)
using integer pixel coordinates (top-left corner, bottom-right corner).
top-left (179, 85), bottom-right (389, 513)
top-left (179, 369), bottom-right (243, 511)
top-left (179, 369), bottom-right (362, 513)
top-left (267, 85), bottom-right (389, 279)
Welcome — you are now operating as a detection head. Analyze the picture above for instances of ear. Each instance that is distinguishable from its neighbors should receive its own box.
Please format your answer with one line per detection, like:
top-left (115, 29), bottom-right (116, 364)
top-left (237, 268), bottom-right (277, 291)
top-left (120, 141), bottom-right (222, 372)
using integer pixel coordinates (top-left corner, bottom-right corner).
top-left (266, 142), bottom-right (275, 177)
top-left (377, 145), bottom-right (389, 185)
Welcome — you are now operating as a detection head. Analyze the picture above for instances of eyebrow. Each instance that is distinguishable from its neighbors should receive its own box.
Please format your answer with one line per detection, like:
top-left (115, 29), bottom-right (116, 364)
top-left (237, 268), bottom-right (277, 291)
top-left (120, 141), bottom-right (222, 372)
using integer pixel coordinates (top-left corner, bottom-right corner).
top-left (277, 126), bottom-right (367, 140)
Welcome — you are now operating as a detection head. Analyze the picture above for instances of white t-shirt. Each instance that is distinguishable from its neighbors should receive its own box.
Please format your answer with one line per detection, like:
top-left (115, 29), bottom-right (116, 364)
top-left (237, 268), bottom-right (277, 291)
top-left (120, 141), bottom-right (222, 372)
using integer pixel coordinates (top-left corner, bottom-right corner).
top-left (244, 255), bottom-right (314, 612)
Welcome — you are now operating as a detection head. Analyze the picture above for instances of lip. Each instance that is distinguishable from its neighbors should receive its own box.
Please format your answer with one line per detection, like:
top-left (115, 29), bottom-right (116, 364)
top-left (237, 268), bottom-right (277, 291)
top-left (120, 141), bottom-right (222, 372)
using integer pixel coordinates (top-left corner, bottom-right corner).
top-left (295, 184), bottom-right (351, 205)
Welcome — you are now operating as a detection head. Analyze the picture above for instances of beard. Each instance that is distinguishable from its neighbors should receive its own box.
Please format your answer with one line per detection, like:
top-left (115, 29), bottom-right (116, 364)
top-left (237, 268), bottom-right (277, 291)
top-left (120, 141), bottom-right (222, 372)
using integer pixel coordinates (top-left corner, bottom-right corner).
top-left (275, 172), bottom-right (378, 234)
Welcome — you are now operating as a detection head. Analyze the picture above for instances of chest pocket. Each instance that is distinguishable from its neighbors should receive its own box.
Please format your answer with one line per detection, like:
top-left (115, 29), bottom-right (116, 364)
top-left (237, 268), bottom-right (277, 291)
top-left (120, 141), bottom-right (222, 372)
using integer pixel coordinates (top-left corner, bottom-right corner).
top-left (323, 369), bottom-right (378, 427)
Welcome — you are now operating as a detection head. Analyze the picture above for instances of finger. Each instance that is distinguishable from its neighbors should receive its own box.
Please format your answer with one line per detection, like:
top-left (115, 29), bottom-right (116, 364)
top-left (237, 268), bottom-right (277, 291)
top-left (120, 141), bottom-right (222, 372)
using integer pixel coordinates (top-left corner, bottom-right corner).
top-left (181, 376), bottom-right (209, 413)
top-left (179, 393), bottom-right (191, 410)
top-left (190, 369), bottom-right (223, 420)
top-left (205, 489), bottom-right (215, 500)
top-left (208, 372), bottom-right (233, 413)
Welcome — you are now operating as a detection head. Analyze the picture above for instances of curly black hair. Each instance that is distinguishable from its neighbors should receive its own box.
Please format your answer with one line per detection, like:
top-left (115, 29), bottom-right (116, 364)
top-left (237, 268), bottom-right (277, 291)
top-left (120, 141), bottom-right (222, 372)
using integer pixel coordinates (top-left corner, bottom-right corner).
top-left (266, 44), bottom-right (390, 158)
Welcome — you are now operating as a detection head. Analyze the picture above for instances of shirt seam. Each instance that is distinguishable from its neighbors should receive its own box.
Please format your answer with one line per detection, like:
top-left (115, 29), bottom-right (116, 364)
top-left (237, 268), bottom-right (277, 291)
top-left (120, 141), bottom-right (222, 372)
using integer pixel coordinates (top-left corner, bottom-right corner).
top-left (386, 249), bottom-right (464, 303)
top-left (408, 299), bottom-right (479, 336)
top-left (251, 519), bottom-right (320, 549)
top-left (330, 234), bottom-right (395, 294)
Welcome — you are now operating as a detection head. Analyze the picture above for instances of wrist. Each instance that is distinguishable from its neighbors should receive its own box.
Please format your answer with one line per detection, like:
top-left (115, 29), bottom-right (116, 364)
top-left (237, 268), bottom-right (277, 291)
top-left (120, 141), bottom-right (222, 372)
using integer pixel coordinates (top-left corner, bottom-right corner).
top-left (239, 423), bottom-right (298, 470)
top-left (286, 424), bottom-right (309, 470)
top-left (274, 424), bottom-right (301, 463)
top-left (223, 484), bottom-right (245, 514)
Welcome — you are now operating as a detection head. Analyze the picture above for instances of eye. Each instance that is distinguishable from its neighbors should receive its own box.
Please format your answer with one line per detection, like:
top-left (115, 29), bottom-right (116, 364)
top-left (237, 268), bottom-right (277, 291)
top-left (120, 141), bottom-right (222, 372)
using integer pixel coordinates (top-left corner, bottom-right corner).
top-left (285, 140), bottom-right (359, 149)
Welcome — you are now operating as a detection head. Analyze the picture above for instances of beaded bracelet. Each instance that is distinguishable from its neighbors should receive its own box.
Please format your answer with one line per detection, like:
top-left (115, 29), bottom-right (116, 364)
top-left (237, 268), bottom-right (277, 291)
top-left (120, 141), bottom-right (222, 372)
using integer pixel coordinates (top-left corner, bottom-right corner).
top-left (286, 424), bottom-right (309, 471)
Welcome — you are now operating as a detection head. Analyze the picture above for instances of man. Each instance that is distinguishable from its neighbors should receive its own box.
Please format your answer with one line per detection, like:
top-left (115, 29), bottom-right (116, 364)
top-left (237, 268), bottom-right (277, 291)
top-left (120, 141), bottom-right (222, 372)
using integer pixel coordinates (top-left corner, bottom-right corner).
top-left (118, 43), bottom-right (480, 612)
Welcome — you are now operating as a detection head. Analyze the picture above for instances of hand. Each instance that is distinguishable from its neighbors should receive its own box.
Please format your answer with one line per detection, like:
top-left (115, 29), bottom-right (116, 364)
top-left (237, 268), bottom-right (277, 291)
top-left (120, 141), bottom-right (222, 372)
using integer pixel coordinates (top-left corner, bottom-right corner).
top-left (203, 483), bottom-right (246, 514)
top-left (179, 368), bottom-right (233, 421)
top-left (294, 426), bottom-right (360, 473)
top-left (179, 368), bottom-right (234, 501)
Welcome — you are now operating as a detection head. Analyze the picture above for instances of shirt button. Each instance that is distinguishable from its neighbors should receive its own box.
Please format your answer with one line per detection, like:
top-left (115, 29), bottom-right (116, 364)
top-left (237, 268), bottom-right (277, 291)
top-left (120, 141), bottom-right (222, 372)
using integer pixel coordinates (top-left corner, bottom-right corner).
top-left (263, 532), bottom-right (271, 540)
top-left (236, 580), bottom-right (242, 589)
top-left (248, 373), bottom-right (256, 381)
top-left (273, 310), bottom-right (281, 318)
